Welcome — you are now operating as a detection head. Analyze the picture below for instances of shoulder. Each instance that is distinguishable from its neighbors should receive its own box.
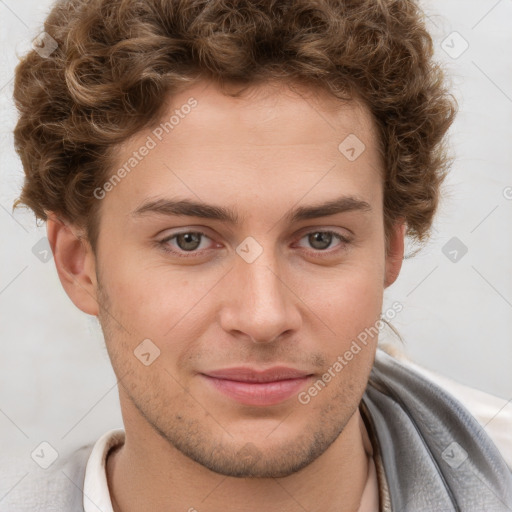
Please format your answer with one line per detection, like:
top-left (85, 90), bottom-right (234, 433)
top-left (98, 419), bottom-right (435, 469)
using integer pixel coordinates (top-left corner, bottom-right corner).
top-left (364, 345), bottom-right (512, 509)
top-left (377, 343), bottom-right (512, 471)
top-left (0, 442), bottom-right (93, 512)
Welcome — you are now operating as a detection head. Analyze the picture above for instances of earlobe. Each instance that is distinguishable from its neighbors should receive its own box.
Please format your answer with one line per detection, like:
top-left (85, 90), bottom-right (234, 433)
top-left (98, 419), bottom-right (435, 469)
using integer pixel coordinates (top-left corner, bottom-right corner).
top-left (384, 220), bottom-right (406, 288)
top-left (46, 213), bottom-right (99, 316)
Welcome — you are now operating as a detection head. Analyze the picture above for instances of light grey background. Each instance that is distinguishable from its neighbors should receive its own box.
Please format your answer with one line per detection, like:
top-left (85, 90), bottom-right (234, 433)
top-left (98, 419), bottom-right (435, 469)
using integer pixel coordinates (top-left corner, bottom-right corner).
top-left (0, 0), bottom-right (511, 468)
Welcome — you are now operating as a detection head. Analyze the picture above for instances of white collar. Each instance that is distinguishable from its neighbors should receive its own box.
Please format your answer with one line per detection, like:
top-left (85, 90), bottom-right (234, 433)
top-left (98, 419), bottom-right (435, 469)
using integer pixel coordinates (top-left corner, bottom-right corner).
top-left (83, 428), bottom-right (125, 512)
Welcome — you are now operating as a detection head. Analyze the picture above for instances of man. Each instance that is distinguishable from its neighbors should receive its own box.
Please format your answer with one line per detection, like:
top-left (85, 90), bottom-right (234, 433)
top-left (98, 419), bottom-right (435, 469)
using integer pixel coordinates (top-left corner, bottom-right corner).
top-left (7, 0), bottom-right (512, 510)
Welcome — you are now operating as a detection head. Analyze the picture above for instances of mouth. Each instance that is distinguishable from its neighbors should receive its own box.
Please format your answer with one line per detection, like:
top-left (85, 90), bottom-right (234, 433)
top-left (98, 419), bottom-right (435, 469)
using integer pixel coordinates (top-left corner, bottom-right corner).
top-left (200, 366), bottom-right (314, 406)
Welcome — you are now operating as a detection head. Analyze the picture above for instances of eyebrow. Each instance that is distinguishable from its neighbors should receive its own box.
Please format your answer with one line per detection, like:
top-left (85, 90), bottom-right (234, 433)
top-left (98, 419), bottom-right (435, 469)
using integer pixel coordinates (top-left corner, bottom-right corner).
top-left (131, 195), bottom-right (372, 224)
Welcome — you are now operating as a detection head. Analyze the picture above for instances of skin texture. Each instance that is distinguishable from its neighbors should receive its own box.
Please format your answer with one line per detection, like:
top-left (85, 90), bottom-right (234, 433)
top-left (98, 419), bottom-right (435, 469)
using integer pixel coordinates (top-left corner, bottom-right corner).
top-left (47, 79), bottom-right (405, 512)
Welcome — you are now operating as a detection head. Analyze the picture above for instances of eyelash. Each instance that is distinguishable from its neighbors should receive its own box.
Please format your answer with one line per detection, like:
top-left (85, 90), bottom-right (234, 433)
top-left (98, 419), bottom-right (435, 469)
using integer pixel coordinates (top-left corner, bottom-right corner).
top-left (158, 229), bottom-right (351, 259)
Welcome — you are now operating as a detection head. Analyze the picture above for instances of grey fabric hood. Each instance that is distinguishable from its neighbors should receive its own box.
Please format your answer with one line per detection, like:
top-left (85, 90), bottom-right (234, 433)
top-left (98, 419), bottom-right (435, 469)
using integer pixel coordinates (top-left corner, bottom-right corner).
top-left (362, 349), bottom-right (512, 511)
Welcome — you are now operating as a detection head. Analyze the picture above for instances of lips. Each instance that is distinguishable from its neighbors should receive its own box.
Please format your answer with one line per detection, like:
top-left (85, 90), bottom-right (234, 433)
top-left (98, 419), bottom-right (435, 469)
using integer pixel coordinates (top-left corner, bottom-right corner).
top-left (200, 366), bottom-right (313, 406)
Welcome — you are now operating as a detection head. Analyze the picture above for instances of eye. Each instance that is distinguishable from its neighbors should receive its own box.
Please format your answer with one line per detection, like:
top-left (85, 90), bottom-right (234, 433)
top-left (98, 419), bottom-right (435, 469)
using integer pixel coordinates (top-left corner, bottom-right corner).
top-left (296, 230), bottom-right (351, 253)
top-left (159, 230), bottom-right (214, 257)
top-left (157, 228), bottom-right (351, 259)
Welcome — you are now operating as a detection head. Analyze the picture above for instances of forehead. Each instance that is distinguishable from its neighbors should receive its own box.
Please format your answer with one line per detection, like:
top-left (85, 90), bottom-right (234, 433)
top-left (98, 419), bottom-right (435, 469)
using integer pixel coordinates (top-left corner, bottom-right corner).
top-left (102, 79), bottom-right (383, 219)
top-left (153, 79), bottom-right (378, 147)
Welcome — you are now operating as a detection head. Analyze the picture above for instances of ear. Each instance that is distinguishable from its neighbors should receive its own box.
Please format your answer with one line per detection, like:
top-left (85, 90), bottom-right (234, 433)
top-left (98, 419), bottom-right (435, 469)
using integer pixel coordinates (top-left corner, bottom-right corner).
top-left (46, 213), bottom-right (99, 316)
top-left (384, 219), bottom-right (406, 288)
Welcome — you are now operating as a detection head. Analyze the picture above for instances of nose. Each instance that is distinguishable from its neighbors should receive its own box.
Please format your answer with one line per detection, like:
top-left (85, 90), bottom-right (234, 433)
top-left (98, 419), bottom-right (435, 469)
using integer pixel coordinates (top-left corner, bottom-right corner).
top-left (219, 251), bottom-right (302, 344)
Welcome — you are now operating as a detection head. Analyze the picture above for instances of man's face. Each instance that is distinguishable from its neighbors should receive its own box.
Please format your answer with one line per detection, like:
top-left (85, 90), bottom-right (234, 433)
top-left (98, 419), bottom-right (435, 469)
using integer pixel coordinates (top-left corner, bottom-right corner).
top-left (92, 79), bottom-right (400, 477)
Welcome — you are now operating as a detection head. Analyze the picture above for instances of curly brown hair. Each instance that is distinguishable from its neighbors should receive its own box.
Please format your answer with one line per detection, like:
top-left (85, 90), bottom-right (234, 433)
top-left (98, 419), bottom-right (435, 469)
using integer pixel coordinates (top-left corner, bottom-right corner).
top-left (12, 0), bottom-right (457, 255)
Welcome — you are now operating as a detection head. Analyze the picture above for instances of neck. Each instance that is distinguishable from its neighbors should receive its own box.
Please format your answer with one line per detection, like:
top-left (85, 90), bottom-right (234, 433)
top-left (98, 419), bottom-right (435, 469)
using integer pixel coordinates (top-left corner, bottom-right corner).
top-left (107, 405), bottom-right (372, 512)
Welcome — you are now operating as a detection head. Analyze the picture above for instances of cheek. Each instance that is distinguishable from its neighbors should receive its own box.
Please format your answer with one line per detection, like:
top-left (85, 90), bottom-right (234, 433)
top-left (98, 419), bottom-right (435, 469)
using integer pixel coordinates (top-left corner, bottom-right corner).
top-left (291, 263), bottom-right (384, 385)
top-left (102, 252), bottom-right (218, 345)
top-left (298, 262), bottom-right (384, 333)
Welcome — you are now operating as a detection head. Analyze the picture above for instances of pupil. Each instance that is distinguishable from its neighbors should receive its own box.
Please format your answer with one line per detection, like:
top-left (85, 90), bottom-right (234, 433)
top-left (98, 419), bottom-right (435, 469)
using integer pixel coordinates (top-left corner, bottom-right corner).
top-left (178, 233), bottom-right (201, 251)
top-left (309, 232), bottom-right (331, 250)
